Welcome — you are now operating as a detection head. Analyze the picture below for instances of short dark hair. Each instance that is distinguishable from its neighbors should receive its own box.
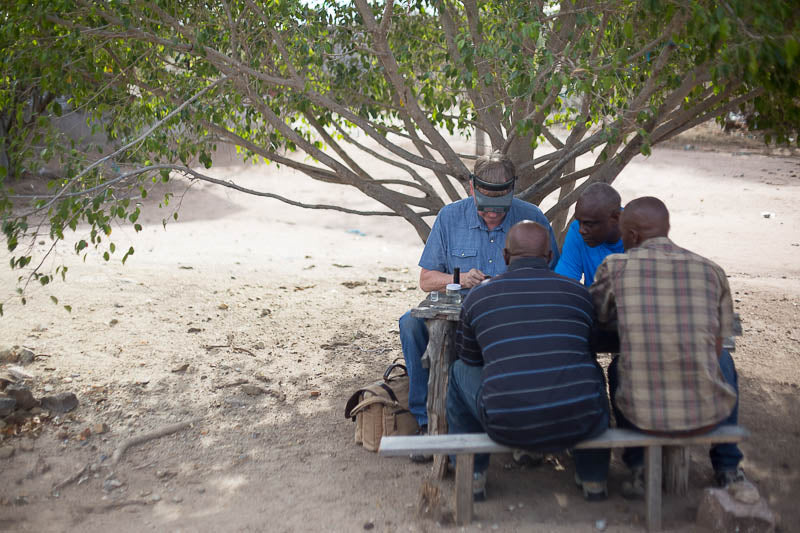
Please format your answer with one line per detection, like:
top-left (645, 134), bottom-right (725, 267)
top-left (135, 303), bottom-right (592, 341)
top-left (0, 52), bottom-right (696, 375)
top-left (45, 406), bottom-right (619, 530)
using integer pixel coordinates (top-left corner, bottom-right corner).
top-left (580, 182), bottom-right (621, 211)
top-left (473, 151), bottom-right (515, 184)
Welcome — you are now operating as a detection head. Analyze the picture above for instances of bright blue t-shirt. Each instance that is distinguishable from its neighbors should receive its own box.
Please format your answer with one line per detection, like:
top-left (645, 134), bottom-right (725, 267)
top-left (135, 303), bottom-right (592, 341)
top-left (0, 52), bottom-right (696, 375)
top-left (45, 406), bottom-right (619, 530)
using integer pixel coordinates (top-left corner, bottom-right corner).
top-left (554, 219), bottom-right (624, 286)
top-left (419, 197), bottom-right (560, 278)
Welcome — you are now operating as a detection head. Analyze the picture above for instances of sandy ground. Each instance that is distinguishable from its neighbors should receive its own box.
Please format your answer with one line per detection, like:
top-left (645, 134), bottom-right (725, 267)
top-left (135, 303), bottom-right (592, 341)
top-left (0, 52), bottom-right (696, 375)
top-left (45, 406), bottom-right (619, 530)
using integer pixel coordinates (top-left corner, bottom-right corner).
top-left (0, 131), bottom-right (799, 533)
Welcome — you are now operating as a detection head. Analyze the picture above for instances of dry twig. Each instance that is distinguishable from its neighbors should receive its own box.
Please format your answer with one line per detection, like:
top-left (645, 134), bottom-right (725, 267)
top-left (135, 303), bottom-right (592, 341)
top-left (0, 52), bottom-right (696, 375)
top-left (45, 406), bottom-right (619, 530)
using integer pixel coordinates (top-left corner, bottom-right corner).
top-left (111, 418), bottom-right (201, 465)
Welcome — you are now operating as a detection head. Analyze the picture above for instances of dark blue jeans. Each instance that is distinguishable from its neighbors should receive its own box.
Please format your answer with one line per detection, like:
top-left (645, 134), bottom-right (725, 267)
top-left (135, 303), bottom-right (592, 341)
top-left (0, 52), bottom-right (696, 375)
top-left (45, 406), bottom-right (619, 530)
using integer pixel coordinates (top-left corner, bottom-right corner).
top-left (399, 311), bottom-right (429, 427)
top-left (446, 359), bottom-right (610, 481)
top-left (607, 350), bottom-right (743, 473)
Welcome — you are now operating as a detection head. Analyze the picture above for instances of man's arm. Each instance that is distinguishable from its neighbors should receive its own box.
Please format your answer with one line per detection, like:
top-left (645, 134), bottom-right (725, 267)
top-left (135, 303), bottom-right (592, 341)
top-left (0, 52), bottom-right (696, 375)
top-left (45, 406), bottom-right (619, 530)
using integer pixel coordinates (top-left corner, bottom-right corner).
top-left (588, 259), bottom-right (620, 353)
top-left (554, 221), bottom-right (584, 281)
top-left (455, 303), bottom-right (483, 366)
top-left (420, 267), bottom-right (487, 292)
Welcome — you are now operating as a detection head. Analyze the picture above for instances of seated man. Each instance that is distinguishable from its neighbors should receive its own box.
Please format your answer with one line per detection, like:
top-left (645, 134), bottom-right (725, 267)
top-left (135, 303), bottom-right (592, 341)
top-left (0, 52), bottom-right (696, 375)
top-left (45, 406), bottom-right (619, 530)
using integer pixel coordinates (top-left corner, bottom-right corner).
top-left (400, 152), bottom-right (559, 461)
top-left (590, 196), bottom-right (745, 498)
top-left (555, 182), bottom-right (624, 286)
top-left (446, 220), bottom-right (610, 501)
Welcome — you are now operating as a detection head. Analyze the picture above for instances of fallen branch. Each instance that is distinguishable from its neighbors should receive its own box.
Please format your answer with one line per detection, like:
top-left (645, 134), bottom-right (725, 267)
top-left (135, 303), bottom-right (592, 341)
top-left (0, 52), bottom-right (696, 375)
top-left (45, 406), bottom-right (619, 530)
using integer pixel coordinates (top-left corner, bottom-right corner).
top-left (111, 418), bottom-right (201, 465)
top-left (79, 499), bottom-right (150, 513)
top-left (52, 463), bottom-right (89, 494)
top-left (213, 379), bottom-right (248, 390)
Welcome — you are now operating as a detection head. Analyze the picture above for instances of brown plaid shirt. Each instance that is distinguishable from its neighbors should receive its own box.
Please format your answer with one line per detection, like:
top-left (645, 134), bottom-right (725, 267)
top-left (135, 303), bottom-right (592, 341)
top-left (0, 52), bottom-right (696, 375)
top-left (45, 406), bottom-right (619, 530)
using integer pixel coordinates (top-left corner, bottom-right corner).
top-left (590, 237), bottom-right (737, 432)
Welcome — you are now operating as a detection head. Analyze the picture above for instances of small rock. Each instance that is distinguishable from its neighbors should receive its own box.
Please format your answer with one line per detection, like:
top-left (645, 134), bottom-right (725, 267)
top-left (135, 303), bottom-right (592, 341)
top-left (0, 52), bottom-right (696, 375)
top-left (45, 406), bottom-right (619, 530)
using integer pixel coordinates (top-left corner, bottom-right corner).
top-left (156, 470), bottom-right (177, 480)
top-left (241, 384), bottom-right (265, 396)
top-left (43, 385), bottom-right (54, 393)
top-left (0, 347), bottom-right (17, 363)
top-left (595, 518), bottom-right (608, 531)
top-left (0, 446), bottom-right (15, 459)
top-left (92, 423), bottom-right (110, 435)
top-left (41, 392), bottom-right (79, 413)
top-left (218, 303), bottom-right (229, 310)
top-left (172, 496), bottom-right (183, 503)
top-left (363, 522), bottom-right (374, 530)
top-left (0, 396), bottom-right (16, 416)
top-left (171, 363), bottom-right (190, 373)
top-left (103, 479), bottom-right (123, 492)
top-left (697, 487), bottom-right (776, 533)
top-left (151, 494), bottom-right (161, 502)
top-left (187, 327), bottom-right (202, 333)
top-left (260, 309), bottom-right (271, 317)
top-left (377, 276), bottom-right (387, 282)
top-left (253, 341), bottom-right (266, 350)
top-left (109, 319), bottom-right (119, 327)
top-left (310, 391), bottom-right (321, 398)
top-left (6, 385), bottom-right (39, 410)
top-left (17, 348), bottom-right (35, 365)
top-left (760, 211), bottom-right (775, 219)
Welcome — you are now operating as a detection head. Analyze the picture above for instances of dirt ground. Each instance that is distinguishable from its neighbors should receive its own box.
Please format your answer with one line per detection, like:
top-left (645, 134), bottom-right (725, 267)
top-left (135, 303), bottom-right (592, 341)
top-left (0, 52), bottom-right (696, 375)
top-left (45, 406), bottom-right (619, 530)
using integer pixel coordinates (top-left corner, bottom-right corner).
top-left (1, 128), bottom-right (799, 532)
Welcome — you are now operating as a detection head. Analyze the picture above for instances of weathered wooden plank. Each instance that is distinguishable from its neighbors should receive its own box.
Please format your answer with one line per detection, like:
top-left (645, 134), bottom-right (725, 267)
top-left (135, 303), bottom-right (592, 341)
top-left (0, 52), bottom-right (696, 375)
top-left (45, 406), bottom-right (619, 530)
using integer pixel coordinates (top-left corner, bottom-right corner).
top-left (455, 454), bottom-right (474, 525)
top-left (423, 318), bottom-right (458, 479)
top-left (663, 445), bottom-right (690, 496)
top-left (410, 301), bottom-right (461, 321)
top-left (646, 446), bottom-right (663, 531)
top-left (378, 426), bottom-right (748, 456)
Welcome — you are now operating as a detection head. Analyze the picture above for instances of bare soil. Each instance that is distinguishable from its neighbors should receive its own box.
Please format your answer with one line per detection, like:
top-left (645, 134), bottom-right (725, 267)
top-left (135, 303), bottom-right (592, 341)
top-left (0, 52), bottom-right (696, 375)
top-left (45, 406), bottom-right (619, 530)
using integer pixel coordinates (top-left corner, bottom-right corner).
top-left (1, 130), bottom-right (799, 532)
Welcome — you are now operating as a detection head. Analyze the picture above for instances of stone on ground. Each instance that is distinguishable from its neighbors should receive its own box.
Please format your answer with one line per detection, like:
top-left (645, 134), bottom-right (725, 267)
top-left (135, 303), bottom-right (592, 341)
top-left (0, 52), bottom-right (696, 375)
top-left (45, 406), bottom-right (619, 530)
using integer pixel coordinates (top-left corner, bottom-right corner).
top-left (697, 487), bottom-right (777, 533)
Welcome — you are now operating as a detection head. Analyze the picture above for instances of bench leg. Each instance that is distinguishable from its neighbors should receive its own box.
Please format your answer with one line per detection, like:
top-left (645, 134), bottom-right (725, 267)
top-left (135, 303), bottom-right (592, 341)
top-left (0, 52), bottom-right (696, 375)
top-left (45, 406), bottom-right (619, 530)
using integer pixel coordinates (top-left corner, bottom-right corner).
top-left (663, 446), bottom-right (689, 496)
top-left (455, 453), bottom-right (474, 525)
top-left (645, 445), bottom-right (663, 531)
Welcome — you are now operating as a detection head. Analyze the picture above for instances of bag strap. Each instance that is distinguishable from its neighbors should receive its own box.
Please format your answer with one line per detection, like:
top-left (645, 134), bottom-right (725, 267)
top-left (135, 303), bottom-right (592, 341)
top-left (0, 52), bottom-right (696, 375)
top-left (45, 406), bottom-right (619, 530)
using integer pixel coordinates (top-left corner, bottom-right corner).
top-left (383, 363), bottom-right (408, 381)
top-left (378, 382), bottom-right (399, 404)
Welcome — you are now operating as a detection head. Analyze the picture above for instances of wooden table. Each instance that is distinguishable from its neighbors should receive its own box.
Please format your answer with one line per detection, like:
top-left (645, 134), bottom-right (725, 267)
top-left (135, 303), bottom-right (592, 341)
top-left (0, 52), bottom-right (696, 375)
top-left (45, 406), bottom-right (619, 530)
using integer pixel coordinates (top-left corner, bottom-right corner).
top-left (410, 298), bottom-right (461, 478)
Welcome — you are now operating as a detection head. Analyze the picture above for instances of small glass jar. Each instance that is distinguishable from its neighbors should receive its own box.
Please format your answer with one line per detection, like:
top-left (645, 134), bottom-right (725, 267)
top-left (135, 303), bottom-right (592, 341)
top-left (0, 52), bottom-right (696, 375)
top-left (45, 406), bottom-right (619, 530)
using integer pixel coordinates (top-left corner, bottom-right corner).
top-left (446, 283), bottom-right (462, 304)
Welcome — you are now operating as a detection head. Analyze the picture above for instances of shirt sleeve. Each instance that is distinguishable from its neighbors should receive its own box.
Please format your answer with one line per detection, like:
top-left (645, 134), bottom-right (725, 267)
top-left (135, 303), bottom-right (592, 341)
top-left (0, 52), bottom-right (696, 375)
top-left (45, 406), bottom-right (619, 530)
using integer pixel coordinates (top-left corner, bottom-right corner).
top-left (418, 212), bottom-right (448, 272)
top-left (554, 221), bottom-right (583, 281)
top-left (455, 300), bottom-right (483, 366)
top-left (716, 267), bottom-right (735, 338)
top-left (589, 258), bottom-right (618, 329)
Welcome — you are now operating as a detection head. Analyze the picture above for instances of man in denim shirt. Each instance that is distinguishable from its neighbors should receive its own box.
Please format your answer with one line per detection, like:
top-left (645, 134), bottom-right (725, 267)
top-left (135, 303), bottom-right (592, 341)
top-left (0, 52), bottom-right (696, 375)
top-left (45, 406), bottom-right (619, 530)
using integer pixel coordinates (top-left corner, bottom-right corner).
top-left (399, 152), bottom-right (559, 461)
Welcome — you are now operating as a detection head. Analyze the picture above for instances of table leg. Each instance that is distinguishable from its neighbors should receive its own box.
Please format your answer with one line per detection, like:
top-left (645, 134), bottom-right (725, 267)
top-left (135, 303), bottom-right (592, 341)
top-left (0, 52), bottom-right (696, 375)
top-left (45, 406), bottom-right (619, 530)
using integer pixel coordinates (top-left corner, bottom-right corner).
top-left (424, 318), bottom-right (457, 479)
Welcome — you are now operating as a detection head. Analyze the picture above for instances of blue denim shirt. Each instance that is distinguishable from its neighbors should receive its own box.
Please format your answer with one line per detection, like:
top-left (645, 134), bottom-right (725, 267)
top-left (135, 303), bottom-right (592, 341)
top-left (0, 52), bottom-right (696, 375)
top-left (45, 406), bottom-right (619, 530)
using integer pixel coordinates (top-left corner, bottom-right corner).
top-left (419, 197), bottom-right (560, 278)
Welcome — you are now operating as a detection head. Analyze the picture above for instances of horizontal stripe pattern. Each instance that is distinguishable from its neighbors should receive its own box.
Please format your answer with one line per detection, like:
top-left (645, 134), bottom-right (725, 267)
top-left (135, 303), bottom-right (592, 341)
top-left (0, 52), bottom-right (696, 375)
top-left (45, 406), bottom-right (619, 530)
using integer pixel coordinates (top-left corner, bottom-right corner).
top-left (456, 257), bottom-right (608, 450)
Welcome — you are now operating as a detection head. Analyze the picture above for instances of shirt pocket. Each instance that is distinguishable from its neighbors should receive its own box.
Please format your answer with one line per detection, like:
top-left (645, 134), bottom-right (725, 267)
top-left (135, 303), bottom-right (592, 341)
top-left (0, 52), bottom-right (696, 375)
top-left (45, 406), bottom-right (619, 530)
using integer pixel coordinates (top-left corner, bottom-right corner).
top-left (450, 248), bottom-right (479, 271)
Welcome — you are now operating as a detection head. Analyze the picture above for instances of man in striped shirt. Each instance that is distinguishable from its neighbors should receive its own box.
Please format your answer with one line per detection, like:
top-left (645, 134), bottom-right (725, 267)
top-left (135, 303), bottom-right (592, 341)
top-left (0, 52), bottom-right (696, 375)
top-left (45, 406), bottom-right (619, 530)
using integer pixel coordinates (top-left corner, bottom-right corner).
top-left (447, 220), bottom-right (610, 501)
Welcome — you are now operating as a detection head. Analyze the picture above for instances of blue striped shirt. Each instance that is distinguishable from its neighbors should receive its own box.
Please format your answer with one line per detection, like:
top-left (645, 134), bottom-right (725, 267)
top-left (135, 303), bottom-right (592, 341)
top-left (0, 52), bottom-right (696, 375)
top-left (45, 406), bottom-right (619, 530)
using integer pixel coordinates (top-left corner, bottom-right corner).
top-left (456, 257), bottom-right (608, 450)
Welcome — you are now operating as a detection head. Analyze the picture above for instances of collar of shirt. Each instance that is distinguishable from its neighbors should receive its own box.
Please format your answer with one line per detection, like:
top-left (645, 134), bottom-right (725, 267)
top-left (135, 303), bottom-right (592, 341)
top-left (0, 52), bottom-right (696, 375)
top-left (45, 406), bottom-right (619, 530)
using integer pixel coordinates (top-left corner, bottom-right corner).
top-left (635, 236), bottom-right (674, 252)
top-left (506, 256), bottom-right (550, 271)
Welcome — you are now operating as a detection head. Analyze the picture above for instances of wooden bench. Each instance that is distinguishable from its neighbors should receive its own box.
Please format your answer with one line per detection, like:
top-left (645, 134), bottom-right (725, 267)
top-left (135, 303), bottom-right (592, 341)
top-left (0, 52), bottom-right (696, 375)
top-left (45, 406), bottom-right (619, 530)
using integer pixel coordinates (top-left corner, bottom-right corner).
top-left (379, 425), bottom-right (748, 531)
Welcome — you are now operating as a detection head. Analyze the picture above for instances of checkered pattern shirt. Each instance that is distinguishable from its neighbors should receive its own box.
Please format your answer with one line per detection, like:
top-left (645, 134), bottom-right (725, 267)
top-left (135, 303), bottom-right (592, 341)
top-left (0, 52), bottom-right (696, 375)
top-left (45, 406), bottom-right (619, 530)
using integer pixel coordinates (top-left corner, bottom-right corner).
top-left (590, 237), bottom-right (737, 432)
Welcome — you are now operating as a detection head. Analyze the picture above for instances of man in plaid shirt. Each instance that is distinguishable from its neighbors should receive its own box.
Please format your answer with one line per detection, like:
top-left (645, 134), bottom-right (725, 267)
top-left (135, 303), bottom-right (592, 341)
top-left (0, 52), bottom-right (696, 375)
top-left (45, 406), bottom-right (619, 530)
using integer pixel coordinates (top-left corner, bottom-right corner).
top-left (590, 196), bottom-right (745, 498)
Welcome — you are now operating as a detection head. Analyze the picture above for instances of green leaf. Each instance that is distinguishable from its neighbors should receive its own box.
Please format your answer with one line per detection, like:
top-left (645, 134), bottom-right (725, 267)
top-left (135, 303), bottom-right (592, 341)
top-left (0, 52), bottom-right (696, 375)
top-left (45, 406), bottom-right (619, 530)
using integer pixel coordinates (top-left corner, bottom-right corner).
top-left (50, 295), bottom-right (58, 304)
top-left (64, 305), bottom-right (72, 313)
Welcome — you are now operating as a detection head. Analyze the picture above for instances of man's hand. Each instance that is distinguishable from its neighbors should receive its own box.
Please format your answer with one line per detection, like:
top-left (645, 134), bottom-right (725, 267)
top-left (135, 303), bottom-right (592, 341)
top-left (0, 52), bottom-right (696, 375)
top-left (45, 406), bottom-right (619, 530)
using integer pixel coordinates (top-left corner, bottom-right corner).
top-left (461, 268), bottom-right (487, 289)
top-left (419, 267), bottom-right (487, 292)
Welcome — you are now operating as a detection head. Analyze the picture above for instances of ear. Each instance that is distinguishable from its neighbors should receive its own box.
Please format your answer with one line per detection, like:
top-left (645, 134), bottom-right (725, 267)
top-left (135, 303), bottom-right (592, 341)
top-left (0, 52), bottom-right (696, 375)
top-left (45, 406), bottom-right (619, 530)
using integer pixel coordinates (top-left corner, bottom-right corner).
top-left (469, 181), bottom-right (475, 197)
top-left (503, 248), bottom-right (511, 265)
top-left (546, 249), bottom-right (553, 265)
top-left (609, 209), bottom-right (621, 224)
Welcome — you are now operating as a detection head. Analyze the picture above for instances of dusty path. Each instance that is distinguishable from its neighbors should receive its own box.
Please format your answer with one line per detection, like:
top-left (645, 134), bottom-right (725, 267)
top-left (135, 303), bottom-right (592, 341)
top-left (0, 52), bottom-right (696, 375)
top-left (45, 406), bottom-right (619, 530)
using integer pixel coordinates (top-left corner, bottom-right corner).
top-left (0, 137), bottom-right (799, 532)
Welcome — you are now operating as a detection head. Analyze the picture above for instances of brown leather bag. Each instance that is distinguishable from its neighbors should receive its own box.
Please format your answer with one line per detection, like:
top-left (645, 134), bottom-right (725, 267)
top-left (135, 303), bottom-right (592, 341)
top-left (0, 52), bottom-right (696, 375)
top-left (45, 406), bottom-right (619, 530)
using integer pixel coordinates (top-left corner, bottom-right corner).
top-left (344, 363), bottom-right (419, 452)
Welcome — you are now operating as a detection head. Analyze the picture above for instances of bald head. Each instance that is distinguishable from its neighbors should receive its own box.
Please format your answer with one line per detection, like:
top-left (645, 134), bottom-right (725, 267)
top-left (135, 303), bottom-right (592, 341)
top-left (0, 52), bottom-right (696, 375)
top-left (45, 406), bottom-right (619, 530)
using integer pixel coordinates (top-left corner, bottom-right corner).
top-left (503, 220), bottom-right (552, 265)
top-left (620, 196), bottom-right (670, 250)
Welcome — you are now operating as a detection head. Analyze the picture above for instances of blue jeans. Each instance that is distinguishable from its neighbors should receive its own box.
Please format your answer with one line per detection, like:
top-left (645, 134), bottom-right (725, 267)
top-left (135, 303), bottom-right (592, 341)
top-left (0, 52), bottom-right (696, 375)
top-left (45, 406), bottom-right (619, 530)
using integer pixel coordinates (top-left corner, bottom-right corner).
top-left (446, 359), bottom-right (610, 481)
top-left (399, 311), bottom-right (429, 426)
top-left (607, 350), bottom-right (743, 473)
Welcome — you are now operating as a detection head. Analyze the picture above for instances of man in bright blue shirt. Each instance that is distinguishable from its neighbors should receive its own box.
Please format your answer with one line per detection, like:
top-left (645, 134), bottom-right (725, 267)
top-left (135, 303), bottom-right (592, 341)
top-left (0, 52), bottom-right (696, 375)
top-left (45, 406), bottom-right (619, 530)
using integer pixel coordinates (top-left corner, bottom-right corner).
top-left (400, 152), bottom-right (559, 461)
top-left (555, 183), bottom-right (624, 286)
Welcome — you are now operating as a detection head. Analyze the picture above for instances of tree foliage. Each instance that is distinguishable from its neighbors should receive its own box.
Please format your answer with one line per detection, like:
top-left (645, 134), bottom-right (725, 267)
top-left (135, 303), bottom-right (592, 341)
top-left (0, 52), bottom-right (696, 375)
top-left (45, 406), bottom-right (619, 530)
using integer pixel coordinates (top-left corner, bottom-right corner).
top-left (1, 0), bottom-right (799, 311)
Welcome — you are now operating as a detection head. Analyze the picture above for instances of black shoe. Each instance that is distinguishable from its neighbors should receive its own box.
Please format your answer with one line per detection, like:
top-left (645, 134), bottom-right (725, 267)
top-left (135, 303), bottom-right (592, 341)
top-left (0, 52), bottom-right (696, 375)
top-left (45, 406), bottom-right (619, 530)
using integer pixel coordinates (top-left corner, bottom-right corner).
top-left (410, 424), bottom-right (433, 463)
top-left (714, 467), bottom-right (746, 488)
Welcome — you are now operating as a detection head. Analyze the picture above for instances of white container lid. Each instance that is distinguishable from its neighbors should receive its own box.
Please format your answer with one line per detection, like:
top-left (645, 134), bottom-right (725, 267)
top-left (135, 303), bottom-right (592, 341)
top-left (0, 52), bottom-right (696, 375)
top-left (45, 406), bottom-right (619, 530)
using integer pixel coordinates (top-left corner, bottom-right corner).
top-left (446, 283), bottom-right (462, 292)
